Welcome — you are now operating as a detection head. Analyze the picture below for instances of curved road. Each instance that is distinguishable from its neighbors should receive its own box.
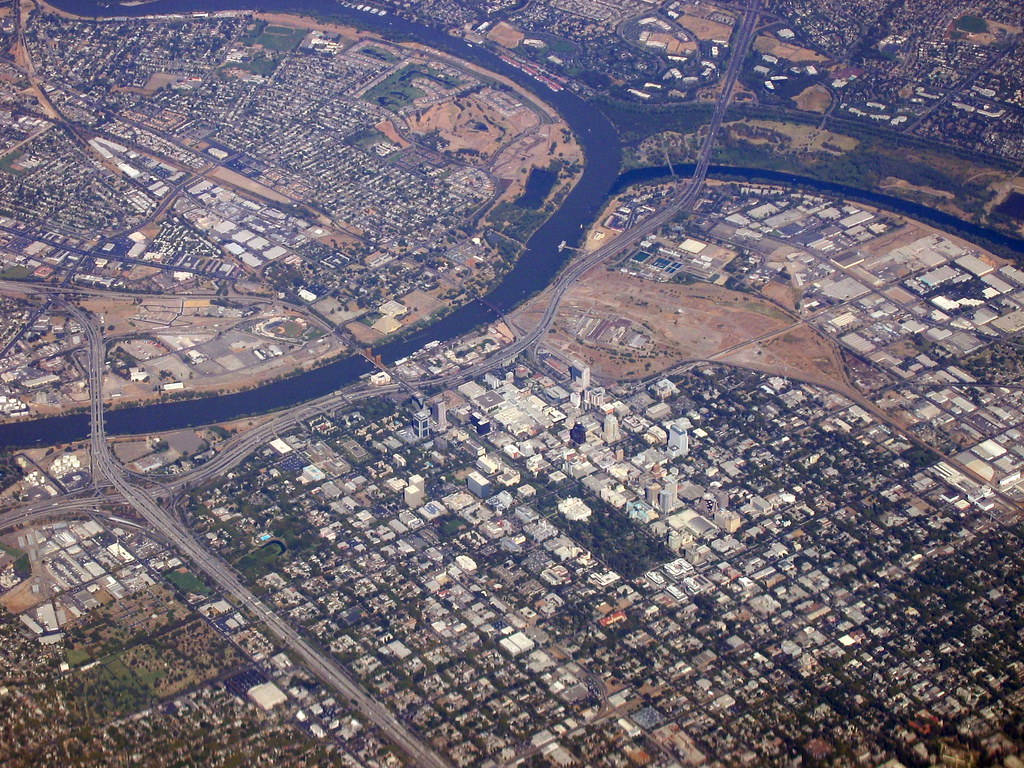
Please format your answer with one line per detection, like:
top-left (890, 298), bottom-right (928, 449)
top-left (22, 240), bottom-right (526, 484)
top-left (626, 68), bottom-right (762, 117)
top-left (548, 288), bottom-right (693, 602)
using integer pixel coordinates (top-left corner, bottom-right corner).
top-left (66, 305), bottom-right (452, 768)
top-left (0, 6), bottom-right (763, 764)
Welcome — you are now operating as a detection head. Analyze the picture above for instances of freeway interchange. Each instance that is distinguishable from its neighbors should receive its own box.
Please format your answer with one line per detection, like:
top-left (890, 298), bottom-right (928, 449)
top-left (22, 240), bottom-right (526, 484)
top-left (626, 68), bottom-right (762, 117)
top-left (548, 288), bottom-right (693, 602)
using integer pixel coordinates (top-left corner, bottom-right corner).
top-left (0, 2), bottom-right (761, 764)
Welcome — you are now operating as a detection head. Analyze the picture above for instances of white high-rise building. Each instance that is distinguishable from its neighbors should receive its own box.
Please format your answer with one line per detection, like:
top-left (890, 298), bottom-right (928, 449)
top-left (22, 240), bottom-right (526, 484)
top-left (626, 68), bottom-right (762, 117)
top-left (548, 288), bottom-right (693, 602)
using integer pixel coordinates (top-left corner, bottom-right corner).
top-left (431, 399), bottom-right (448, 432)
top-left (658, 472), bottom-right (679, 515)
top-left (570, 361), bottom-right (591, 389)
top-left (603, 413), bottom-right (620, 443)
top-left (413, 408), bottom-right (431, 439)
top-left (668, 419), bottom-right (690, 457)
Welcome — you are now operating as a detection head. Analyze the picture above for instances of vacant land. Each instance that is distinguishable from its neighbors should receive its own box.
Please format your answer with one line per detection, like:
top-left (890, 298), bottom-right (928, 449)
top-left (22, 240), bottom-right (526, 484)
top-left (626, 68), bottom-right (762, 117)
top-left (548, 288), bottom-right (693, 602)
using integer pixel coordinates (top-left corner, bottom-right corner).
top-left (517, 271), bottom-right (799, 379)
top-left (754, 34), bottom-right (828, 62)
top-left (792, 84), bottom-right (832, 113)
top-left (408, 93), bottom-right (530, 158)
top-left (207, 166), bottom-right (292, 204)
top-left (716, 323), bottom-right (853, 395)
top-left (677, 9), bottom-right (734, 41)
top-left (879, 176), bottom-right (955, 201)
top-left (487, 21), bottom-right (524, 48)
top-left (727, 119), bottom-right (859, 154)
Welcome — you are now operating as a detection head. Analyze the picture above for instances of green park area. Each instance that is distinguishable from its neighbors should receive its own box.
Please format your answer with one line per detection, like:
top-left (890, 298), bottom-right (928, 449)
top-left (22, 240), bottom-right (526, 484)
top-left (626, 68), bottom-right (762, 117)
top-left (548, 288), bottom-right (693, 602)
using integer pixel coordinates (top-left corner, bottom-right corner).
top-left (955, 15), bottom-right (988, 33)
top-left (256, 24), bottom-right (307, 51)
top-left (363, 65), bottom-right (460, 110)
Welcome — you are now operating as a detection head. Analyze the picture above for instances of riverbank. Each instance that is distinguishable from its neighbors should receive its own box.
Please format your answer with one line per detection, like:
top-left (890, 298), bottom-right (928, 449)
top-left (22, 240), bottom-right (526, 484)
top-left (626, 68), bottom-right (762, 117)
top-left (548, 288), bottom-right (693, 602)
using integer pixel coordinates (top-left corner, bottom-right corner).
top-left (1, 0), bottom-right (1019, 448)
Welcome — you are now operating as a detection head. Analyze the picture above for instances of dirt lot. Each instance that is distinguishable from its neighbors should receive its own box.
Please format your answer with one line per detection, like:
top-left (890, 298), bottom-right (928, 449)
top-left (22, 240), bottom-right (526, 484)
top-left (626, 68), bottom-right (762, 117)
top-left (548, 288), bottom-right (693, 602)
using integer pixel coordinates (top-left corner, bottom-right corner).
top-left (879, 176), bottom-right (955, 201)
top-left (515, 270), bottom-right (800, 379)
top-left (207, 166), bottom-right (292, 204)
top-left (677, 10), bottom-right (735, 41)
top-left (957, 19), bottom-right (1022, 45)
top-left (716, 323), bottom-right (853, 395)
top-left (492, 122), bottom-right (581, 202)
top-left (792, 84), bottom-right (832, 113)
top-left (761, 278), bottom-right (800, 310)
top-left (0, 574), bottom-right (47, 613)
top-left (408, 92), bottom-right (533, 158)
top-left (754, 34), bottom-right (827, 62)
top-left (399, 288), bottom-right (446, 326)
top-left (374, 118), bottom-right (411, 148)
top-left (726, 119), bottom-right (859, 155)
top-left (644, 32), bottom-right (698, 56)
top-left (487, 21), bottom-right (525, 49)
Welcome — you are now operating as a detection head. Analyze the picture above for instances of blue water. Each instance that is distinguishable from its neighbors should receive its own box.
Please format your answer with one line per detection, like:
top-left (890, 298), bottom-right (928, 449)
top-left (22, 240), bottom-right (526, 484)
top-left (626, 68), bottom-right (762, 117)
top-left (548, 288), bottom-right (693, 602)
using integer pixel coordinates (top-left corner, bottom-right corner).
top-left (0, 0), bottom-right (1018, 446)
top-left (616, 165), bottom-right (1024, 255)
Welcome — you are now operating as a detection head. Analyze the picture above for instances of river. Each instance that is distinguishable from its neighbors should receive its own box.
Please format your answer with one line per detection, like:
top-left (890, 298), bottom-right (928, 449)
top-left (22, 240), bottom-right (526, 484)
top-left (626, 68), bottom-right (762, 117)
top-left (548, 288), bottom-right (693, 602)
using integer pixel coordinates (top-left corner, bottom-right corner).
top-left (616, 165), bottom-right (1024, 255)
top-left (0, 0), bottom-right (1019, 446)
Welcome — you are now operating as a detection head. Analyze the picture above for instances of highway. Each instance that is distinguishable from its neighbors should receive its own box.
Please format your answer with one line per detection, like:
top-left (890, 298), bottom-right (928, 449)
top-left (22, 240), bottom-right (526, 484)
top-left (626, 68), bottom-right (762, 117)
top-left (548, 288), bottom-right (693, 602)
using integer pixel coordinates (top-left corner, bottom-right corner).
top-left (521, 0), bottom-right (761, 356)
top-left (1, 0), bottom-right (764, 504)
top-left (64, 305), bottom-right (452, 768)
top-left (0, 10), bottom-right (764, 762)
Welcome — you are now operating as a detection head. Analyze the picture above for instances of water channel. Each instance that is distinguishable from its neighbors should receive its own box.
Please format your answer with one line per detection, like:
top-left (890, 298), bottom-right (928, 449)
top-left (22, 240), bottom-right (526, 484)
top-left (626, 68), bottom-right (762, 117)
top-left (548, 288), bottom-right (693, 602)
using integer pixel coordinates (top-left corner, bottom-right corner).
top-left (0, 0), bottom-right (1018, 446)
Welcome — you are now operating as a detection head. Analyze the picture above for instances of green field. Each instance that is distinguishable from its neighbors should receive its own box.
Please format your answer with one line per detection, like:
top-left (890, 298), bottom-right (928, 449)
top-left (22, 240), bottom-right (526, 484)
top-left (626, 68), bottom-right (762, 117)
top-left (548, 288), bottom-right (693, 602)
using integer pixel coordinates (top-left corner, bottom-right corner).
top-left (0, 265), bottom-right (31, 279)
top-left (363, 65), bottom-right (461, 110)
top-left (0, 149), bottom-right (26, 175)
top-left (164, 568), bottom-right (211, 595)
top-left (347, 127), bottom-right (389, 149)
top-left (256, 24), bottom-right (307, 51)
top-left (955, 15), bottom-right (988, 33)
top-left (227, 56), bottom-right (280, 77)
top-left (236, 542), bottom-right (284, 579)
top-left (362, 45), bottom-right (398, 63)
top-left (0, 540), bottom-right (30, 578)
top-left (364, 67), bottom-right (428, 109)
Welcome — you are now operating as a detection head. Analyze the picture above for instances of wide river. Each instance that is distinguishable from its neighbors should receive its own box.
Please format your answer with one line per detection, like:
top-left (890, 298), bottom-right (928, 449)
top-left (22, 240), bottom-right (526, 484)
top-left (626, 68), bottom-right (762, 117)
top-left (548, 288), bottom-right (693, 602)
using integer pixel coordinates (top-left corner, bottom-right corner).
top-left (0, 0), bottom-right (1020, 446)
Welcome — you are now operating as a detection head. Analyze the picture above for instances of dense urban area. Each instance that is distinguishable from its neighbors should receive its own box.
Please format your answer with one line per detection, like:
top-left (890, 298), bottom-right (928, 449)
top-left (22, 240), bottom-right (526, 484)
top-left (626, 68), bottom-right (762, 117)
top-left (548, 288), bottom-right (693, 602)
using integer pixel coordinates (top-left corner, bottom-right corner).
top-left (1, 0), bottom-right (1023, 767)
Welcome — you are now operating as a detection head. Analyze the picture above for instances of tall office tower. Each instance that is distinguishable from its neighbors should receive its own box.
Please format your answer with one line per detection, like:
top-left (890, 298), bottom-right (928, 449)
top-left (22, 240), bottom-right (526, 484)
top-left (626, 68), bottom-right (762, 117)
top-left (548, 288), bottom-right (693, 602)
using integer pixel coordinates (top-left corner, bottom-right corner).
top-left (569, 361), bottom-right (591, 389)
top-left (659, 471), bottom-right (679, 515)
top-left (569, 421), bottom-right (587, 446)
top-left (431, 398), bottom-right (448, 432)
top-left (603, 413), bottom-right (621, 443)
top-left (702, 492), bottom-right (719, 518)
top-left (413, 407), bottom-right (431, 439)
top-left (646, 482), bottom-right (662, 507)
top-left (668, 421), bottom-right (690, 457)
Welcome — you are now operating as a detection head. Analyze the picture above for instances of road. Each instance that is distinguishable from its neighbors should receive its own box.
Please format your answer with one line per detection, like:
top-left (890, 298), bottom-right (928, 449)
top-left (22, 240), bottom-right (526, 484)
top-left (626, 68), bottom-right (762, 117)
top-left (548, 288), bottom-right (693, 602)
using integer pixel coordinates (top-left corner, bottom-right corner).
top-left (0, 0), bottom-right (764, 502)
top-left (65, 305), bottom-right (451, 768)
top-left (523, 0), bottom-right (761, 357)
top-left (0, 9), bottom-right (762, 762)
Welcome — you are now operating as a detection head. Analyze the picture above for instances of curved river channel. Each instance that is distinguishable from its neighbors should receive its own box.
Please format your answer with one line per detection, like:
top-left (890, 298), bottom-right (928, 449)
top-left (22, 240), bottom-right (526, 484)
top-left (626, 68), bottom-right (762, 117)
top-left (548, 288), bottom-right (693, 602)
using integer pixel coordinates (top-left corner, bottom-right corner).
top-left (0, 0), bottom-right (1020, 446)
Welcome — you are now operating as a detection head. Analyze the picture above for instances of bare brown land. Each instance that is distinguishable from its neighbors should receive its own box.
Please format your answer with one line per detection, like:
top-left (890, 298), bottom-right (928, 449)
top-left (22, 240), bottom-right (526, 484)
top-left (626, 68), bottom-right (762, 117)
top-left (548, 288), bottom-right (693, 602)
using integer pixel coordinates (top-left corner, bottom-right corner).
top-left (374, 118), bottom-right (411, 149)
top-left (643, 32), bottom-right (698, 56)
top-left (408, 94), bottom-right (522, 158)
top-left (792, 84), bottom-right (832, 113)
top-left (206, 166), bottom-right (292, 204)
top-left (879, 176), bottom-right (956, 201)
top-left (716, 324), bottom-right (851, 394)
top-left (487, 21), bottom-right (525, 49)
top-left (761, 279), bottom-right (800, 310)
top-left (955, 18), bottom-right (1021, 45)
top-left (0, 577), bottom-right (49, 613)
top-left (754, 35), bottom-right (828, 62)
top-left (677, 10), bottom-right (735, 41)
top-left (492, 123), bottom-right (580, 202)
top-left (516, 271), bottom-right (809, 379)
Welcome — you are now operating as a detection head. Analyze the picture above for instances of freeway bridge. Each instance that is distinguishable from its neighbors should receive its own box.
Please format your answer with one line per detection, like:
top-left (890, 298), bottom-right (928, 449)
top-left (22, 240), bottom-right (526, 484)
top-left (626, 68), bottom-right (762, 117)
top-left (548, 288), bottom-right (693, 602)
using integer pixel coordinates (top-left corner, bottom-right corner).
top-left (0, 5), bottom-right (764, 764)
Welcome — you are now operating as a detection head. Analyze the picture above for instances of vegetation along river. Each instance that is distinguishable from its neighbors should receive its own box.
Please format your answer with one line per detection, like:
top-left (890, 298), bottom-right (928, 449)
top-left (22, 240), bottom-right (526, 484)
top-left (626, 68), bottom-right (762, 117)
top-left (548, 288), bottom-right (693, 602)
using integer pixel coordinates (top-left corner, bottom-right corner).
top-left (0, 0), bottom-right (1020, 447)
